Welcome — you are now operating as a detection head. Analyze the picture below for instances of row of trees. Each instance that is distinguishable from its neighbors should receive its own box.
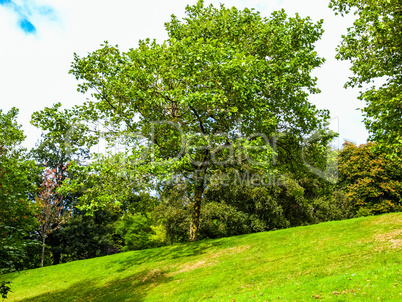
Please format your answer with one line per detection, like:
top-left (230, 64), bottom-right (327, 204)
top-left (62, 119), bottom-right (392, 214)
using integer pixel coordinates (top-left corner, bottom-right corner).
top-left (1, 0), bottom-right (401, 297)
top-left (2, 108), bottom-right (401, 273)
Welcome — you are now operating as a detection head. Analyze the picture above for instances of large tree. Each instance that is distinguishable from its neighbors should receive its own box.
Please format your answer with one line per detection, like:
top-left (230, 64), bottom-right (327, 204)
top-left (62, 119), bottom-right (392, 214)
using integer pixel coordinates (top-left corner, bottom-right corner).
top-left (330, 0), bottom-right (402, 154)
top-left (35, 167), bottom-right (69, 267)
top-left (0, 108), bottom-right (39, 276)
top-left (54, 1), bottom-right (330, 241)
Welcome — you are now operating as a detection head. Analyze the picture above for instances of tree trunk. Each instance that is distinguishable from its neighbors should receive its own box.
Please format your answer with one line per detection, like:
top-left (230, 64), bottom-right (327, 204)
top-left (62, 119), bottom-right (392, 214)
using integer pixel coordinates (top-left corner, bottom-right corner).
top-left (41, 236), bottom-right (46, 267)
top-left (189, 176), bottom-right (204, 242)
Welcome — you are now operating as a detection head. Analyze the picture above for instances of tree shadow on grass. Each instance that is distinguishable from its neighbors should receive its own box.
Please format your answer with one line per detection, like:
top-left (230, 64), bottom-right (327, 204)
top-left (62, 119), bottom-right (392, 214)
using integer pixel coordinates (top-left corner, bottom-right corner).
top-left (111, 238), bottom-right (225, 273)
top-left (13, 239), bottom-right (226, 301)
top-left (16, 240), bottom-right (226, 302)
top-left (18, 267), bottom-right (172, 302)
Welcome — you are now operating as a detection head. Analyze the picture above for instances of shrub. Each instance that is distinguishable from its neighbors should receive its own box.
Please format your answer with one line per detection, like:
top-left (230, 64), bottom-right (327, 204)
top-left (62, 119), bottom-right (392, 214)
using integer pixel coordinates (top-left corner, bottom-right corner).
top-left (116, 213), bottom-right (165, 251)
top-left (339, 142), bottom-right (402, 216)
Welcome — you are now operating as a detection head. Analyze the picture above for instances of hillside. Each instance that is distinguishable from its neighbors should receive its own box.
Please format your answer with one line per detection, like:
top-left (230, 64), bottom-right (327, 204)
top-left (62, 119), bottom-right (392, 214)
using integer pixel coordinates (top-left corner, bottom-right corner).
top-left (1, 213), bottom-right (401, 301)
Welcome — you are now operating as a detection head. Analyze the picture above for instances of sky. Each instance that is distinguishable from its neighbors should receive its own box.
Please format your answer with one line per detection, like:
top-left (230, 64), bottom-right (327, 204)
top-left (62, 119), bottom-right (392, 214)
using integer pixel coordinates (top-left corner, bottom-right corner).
top-left (0, 0), bottom-right (369, 150)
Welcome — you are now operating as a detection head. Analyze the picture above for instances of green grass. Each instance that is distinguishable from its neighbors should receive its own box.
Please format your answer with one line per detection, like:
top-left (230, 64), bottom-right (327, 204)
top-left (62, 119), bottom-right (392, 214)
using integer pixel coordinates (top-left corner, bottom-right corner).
top-left (1, 213), bottom-right (402, 301)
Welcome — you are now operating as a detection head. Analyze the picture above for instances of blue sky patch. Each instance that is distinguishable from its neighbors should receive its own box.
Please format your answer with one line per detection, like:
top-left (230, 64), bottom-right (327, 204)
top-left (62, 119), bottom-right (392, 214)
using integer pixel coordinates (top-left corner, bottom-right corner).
top-left (0, 0), bottom-right (56, 34)
top-left (19, 17), bottom-right (36, 33)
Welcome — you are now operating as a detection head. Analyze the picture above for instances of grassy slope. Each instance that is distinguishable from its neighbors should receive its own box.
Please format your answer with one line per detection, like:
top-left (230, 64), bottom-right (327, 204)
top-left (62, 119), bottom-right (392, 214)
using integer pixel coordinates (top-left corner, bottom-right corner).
top-left (1, 213), bottom-right (402, 302)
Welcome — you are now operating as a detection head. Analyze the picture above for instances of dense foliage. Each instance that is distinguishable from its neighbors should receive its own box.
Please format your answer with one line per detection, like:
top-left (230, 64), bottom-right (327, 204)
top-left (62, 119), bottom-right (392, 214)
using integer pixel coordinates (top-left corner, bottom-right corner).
top-left (0, 281), bottom-right (12, 299)
top-left (0, 108), bottom-right (39, 275)
top-left (339, 142), bottom-right (402, 216)
top-left (330, 0), bottom-right (402, 155)
top-left (56, 0), bottom-right (332, 241)
top-left (47, 209), bottom-right (118, 262)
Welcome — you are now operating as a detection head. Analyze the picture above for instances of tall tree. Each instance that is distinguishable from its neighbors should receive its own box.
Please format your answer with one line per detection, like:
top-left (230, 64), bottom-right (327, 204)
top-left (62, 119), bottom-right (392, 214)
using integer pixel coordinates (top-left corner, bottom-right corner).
top-left (30, 104), bottom-right (93, 265)
top-left (0, 108), bottom-right (39, 284)
top-left (35, 167), bottom-right (69, 267)
top-left (330, 0), bottom-right (402, 154)
top-left (47, 1), bottom-right (329, 241)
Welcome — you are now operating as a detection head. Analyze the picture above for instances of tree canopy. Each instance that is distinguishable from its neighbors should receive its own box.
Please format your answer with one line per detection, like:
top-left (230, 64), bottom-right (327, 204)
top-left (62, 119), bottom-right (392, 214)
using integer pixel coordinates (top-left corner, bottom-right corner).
top-left (330, 0), bottom-right (402, 154)
top-left (51, 0), bottom-right (333, 241)
top-left (0, 108), bottom-right (39, 274)
top-left (339, 142), bottom-right (402, 216)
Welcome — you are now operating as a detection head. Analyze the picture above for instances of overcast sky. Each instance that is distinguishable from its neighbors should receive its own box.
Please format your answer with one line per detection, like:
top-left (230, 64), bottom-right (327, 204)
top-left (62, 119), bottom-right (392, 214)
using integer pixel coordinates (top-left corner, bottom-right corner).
top-left (0, 0), bottom-right (368, 150)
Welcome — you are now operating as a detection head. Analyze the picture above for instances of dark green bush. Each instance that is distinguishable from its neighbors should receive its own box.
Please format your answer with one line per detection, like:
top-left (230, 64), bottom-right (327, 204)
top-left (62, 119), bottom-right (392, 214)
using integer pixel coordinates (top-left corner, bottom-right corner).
top-left (1, 281), bottom-right (12, 299)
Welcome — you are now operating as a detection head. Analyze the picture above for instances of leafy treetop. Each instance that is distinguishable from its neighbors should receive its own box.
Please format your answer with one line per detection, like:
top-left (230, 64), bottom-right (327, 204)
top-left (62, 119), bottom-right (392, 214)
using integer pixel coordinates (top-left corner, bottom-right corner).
top-left (330, 0), bottom-right (402, 154)
top-left (54, 1), bottom-right (330, 241)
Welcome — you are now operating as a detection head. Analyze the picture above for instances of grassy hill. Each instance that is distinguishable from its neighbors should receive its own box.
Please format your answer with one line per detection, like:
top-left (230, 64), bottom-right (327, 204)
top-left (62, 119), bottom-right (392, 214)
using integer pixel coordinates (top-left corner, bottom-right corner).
top-left (1, 213), bottom-right (401, 301)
